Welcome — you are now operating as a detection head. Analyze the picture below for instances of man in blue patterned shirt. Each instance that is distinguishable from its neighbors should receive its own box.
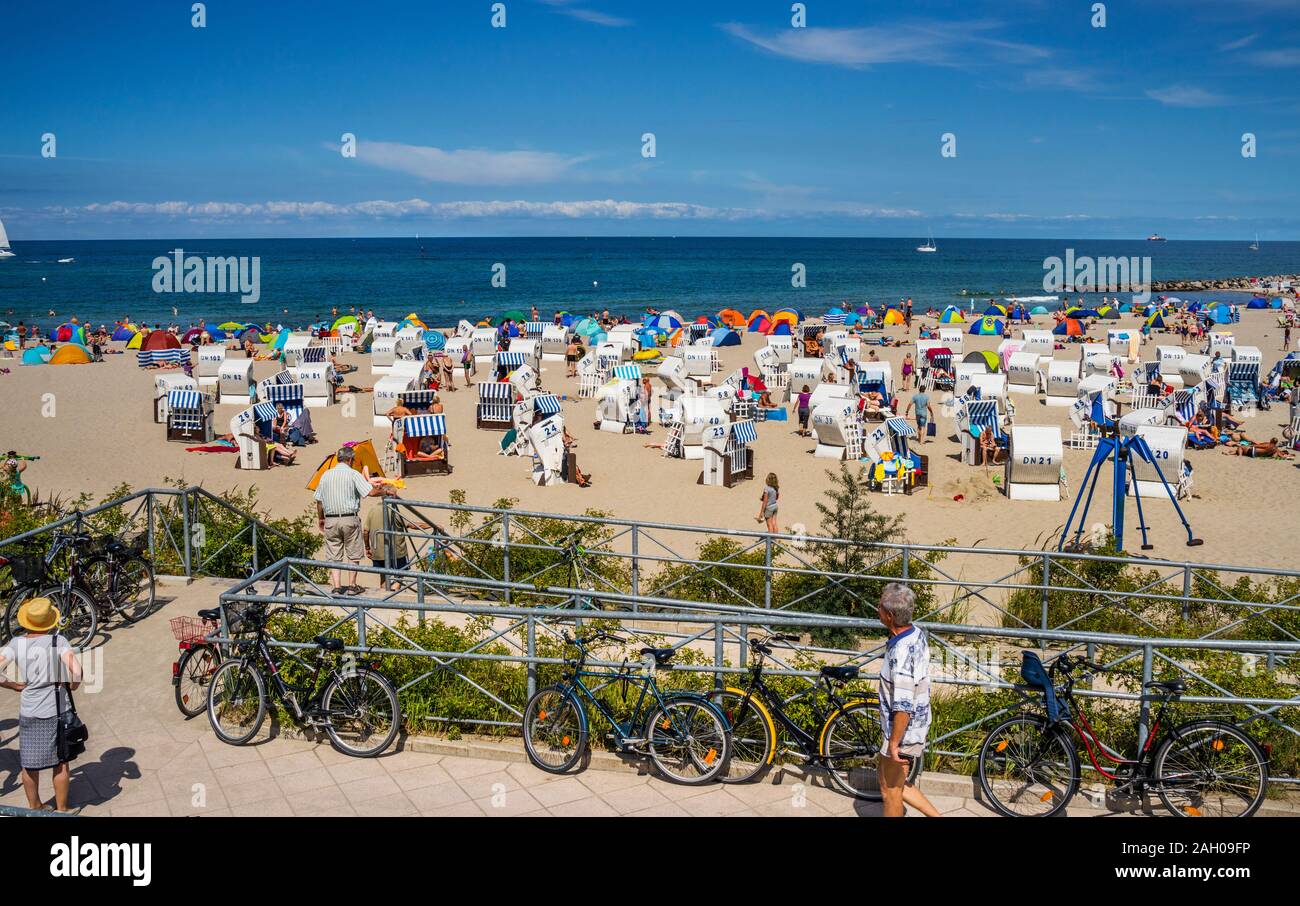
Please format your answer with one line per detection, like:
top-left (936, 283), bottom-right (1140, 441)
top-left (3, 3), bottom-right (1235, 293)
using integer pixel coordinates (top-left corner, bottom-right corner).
top-left (877, 583), bottom-right (940, 817)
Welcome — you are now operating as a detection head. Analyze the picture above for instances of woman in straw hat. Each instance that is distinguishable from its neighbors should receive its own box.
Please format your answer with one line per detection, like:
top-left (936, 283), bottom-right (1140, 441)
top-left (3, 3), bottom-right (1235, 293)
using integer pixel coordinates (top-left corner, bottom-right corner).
top-left (0, 597), bottom-right (84, 812)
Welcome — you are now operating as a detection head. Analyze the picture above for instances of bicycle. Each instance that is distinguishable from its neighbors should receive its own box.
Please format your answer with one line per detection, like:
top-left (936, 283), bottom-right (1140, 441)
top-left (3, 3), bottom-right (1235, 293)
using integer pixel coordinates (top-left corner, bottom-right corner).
top-left (522, 631), bottom-right (731, 785)
top-left (171, 561), bottom-right (263, 718)
top-left (0, 529), bottom-right (100, 649)
top-left (706, 632), bottom-right (920, 798)
top-left (81, 533), bottom-right (156, 625)
top-left (977, 653), bottom-right (1269, 817)
top-left (206, 601), bottom-right (401, 757)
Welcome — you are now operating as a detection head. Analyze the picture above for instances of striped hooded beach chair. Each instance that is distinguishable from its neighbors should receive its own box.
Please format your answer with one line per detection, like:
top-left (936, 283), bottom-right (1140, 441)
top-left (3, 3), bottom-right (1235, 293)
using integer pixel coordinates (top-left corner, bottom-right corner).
top-left (395, 413), bottom-right (451, 475)
top-left (476, 381), bottom-right (515, 429)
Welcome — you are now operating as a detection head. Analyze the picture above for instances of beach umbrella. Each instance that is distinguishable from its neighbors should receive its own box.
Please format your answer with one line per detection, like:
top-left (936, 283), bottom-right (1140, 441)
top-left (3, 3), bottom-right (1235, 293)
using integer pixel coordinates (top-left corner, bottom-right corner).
top-left (854, 305), bottom-right (871, 316)
top-left (1053, 318), bottom-right (1084, 336)
top-left (143, 330), bottom-right (181, 351)
top-left (110, 325), bottom-right (136, 341)
top-left (21, 345), bottom-right (52, 365)
top-left (332, 315), bottom-right (359, 331)
top-left (717, 308), bottom-right (746, 328)
top-left (709, 328), bottom-right (741, 346)
top-left (499, 309), bottom-right (526, 324)
top-left (882, 308), bottom-right (906, 325)
top-left (963, 350), bottom-right (1000, 373)
top-left (938, 307), bottom-right (965, 324)
top-left (649, 313), bottom-right (682, 330)
top-left (49, 344), bottom-right (91, 365)
top-left (658, 309), bottom-right (684, 326)
top-left (1030, 306), bottom-right (1049, 315)
top-left (181, 328), bottom-right (205, 343)
top-left (424, 331), bottom-right (446, 351)
top-left (237, 326), bottom-right (261, 341)
top-left (968, 316), bottom-right (1005, 336)
top-left (217, 321), bottom-right (245, 331)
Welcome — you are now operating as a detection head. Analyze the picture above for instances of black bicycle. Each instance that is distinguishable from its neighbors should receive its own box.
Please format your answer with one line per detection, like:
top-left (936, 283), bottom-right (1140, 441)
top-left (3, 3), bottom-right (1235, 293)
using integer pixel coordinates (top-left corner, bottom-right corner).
top-left (977, 653), bottom-right (1269, 817)
top-left (81, 533), bottom-right (156, 625)
top-left (206, 602), bottom-right (401, 757)
top-left (0, 529), bottom-right (100, 649)
top-left (707, 632), bottom-right (921, 798)
top-left (522, 631), bottom-right (732, 784)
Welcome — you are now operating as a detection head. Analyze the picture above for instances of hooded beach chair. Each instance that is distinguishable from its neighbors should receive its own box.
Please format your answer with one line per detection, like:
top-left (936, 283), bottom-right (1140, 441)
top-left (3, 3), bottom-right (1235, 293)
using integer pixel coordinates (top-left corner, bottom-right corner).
top-left (165, 389), bottom-right (214, 443)
top-left (394, 414), bottom-right (451, 476)
top-left (476, 381), bottom-right (515, 430)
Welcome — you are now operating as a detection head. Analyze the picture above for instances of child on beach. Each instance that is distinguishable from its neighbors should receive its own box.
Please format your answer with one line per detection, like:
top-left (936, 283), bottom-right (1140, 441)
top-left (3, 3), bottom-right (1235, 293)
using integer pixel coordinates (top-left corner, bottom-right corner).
top-left (755, 473), bottom-right (779, 533)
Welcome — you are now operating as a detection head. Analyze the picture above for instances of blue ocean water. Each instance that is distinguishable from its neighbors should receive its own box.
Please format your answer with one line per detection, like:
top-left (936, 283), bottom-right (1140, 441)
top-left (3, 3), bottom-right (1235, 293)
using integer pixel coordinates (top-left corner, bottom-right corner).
top-left (1, 237), bottom-right (1294, 330)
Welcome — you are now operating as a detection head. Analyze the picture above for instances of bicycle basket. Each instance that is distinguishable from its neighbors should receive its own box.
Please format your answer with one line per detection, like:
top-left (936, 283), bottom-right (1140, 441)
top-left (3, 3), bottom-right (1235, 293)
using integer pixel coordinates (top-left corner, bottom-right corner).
top-left (3, 551), bottom-right (47, 586)
top-left (169, 615), bottom-right (214, 644)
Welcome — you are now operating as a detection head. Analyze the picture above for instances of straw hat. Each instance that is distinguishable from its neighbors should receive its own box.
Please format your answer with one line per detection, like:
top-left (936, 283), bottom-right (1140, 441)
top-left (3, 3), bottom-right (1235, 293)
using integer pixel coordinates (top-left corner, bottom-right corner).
top-left (17, 597), bottom-right (61, 633)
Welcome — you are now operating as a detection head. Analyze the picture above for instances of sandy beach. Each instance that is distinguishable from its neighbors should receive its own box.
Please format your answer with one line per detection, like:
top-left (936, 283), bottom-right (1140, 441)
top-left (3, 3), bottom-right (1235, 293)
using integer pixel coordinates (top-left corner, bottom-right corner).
top-left (4, 307), bottom-right (1298, 571)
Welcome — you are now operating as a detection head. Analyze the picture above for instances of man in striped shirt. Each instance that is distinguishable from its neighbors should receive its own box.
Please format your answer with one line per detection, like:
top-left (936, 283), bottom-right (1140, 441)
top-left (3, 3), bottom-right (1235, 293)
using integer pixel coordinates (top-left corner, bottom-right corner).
top-left (313, 446), bottom-right (394, 595)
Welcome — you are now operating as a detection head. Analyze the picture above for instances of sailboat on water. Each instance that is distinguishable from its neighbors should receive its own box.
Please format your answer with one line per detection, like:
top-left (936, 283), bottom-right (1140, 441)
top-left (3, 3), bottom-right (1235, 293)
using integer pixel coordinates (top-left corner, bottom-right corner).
top-left (0, 216), bottom-right (13, 258)
top-left (1250, 233), bottom-right (1260, 251)
top-left (916, 231), bottom-right (937, 253)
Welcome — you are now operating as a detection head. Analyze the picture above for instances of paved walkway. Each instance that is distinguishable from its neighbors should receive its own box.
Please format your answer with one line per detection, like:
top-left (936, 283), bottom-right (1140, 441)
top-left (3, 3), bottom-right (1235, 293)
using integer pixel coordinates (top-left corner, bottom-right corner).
top-left (0, 579), bottom-right (1291, 817)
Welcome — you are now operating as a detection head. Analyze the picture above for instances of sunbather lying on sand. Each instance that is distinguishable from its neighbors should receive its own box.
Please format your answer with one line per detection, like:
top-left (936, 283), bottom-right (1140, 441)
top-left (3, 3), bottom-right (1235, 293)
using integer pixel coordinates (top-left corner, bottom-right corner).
top-left (1222, 437), bottom-right (1292, 458)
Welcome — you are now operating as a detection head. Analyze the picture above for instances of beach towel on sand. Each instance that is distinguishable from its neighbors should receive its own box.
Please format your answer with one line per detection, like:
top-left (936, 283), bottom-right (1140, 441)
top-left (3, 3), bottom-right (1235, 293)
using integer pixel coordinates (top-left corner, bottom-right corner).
top-left (186, 441), bottom-right (238, 453)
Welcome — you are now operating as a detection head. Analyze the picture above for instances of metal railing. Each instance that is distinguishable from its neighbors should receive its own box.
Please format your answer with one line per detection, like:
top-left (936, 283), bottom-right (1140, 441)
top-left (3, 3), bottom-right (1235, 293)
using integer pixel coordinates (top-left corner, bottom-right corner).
top-left (0, 487), bottom-right (308, 579)
top-left (217, 557), bottom-right (1300, 783)
top-left (376, 498), bottom-right (1300, 646)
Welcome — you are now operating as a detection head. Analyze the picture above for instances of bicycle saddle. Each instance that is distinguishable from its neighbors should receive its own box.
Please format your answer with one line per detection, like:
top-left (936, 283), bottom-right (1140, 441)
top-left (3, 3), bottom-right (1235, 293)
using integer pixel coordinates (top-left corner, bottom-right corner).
top-left (314, 636), bottom-right (346, 652)
top-left (640, 647), bottom-right (675, 666)
top-left (1145, 679), bottom-right (1187, 695)
top-left (197, 608), bottom-right (221, 621)
top-left (821, 665), bottom-right (860, 681)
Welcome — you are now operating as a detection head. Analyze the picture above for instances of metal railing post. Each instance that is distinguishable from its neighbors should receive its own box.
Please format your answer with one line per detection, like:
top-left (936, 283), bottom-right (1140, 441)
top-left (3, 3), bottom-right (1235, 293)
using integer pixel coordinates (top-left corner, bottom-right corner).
top-left (763, 536), bottom-right (773, 609)
top-left (416, 575), bottom-right (426, 629)
top-left (901, 546), bottom-right (910, 581)
top-left (714, 621), bottom-right (724, 690)
top-left (181, 490), bottom-right (193, 577)
top-left (1040, 553), bottom-right (1052, 635)
top-left (630, 525), bottom-right (640, 597)
top-left (1137, 644), bottom-right (1154, 753)
top-left (146, 493), bottom-right (156, 564)
top-left (526, 617), bottom-right (537, 699)
top-left (356, 603), bottom-right (367, 648)
top-left (1181, 565), bottom-right (1193, 622)
top-left (251, 520), bottom-right (259, 575)
top-left (501, 511), bottom-right (511, 605)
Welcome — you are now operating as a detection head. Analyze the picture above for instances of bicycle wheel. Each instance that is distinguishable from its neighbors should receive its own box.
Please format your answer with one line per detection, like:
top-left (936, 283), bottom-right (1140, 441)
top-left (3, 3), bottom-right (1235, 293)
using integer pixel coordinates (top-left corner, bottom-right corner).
top-left (644, 696), bottom-right (729, 785)
top-left (977, 715), bottom-right (1079, 817)
top-left (820, 700), bottom-right (891, 799)
top-left (1153, 720), bottom-right (1268, 818)
top-left (175, 644), bottom-right (220, 718)
top-left (321, 667), bottom-right (401, 757)
top-left (27, 586), bottom-right (98, 651)
top-left (81, 556), bottom-right (114, 609)
top-left (707, 688), bottom-right (776, 783)
top-left (109, 556), bottom-right (156, 623)
top-left (523, 685), bottom-right (588, 773)
top-left (206, 659), bottom-right (267, 745)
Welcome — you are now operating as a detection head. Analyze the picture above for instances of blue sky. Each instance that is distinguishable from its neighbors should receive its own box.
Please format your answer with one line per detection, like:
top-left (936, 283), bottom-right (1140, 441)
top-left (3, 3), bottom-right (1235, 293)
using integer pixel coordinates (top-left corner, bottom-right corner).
top-left (2, 0), bottom-right (1299, 240)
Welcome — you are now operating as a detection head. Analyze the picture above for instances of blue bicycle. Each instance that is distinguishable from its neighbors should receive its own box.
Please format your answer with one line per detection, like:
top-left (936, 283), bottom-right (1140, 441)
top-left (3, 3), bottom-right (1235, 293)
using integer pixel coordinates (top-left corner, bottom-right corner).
top-left (522, 631), bottom-right (732, 784)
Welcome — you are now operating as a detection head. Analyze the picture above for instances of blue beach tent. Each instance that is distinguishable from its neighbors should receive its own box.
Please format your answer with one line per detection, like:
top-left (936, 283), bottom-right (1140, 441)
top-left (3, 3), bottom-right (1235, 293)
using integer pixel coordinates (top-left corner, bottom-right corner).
top-left (709, 328), bottom-right (741, 346)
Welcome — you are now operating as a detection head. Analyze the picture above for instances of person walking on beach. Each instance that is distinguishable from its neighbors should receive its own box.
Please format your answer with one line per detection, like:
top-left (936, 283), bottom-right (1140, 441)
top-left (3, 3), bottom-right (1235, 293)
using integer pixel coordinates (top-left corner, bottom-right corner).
top-left (875, 583), bottom-right (940, 818)
top-left (461, 341), bottom-right (475, 386)
top-left (0, 598), bottom-right (85, 814)
top-left (755, 473), bottom-right (779, 533)
top-left (566, 336), bottom-right (580, 377)
top-left (906, 389), bottom-right (935, 443)
top-left (314, 446), bottom-right (396, 596)
top-left (901, 352), bottom-right (914, 390)
top-left (794, 385), bottom-right (812, 437)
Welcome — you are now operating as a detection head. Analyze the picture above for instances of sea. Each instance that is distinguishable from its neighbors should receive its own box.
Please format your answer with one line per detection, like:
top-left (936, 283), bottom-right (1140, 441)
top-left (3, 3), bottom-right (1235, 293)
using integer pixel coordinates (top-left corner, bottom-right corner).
top-left (1, 237), bottom-right (1295, 331)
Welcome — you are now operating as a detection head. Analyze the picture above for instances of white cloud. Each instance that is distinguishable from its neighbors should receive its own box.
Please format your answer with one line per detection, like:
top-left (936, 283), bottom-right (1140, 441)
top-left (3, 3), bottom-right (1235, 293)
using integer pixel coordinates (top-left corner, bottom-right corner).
top-left (1219, 34), bottom-right (1259, 51)
top-left (719, 20), bottom-right (1050, 70)
top-left (1145, 85), bottom-right (1229, 107)
top-left (1253, 48), bottom-right (1300, 67)
top-left (355, 141), bottom-right (588, 185)
top-left (54, 198), bottom-right (924, 223)
top-left (538, 1), bottom-right (631, 27)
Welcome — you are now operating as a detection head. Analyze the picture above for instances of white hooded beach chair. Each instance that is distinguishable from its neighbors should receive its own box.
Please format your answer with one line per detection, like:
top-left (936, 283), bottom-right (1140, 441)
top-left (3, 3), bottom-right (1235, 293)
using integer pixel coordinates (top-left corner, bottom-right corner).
top-left (217, 357), bottom-right (256, 406)
top-left (1004, 426), bottom-right (1064, 501)
top-left (196, 345), bottom-right (225, 387)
